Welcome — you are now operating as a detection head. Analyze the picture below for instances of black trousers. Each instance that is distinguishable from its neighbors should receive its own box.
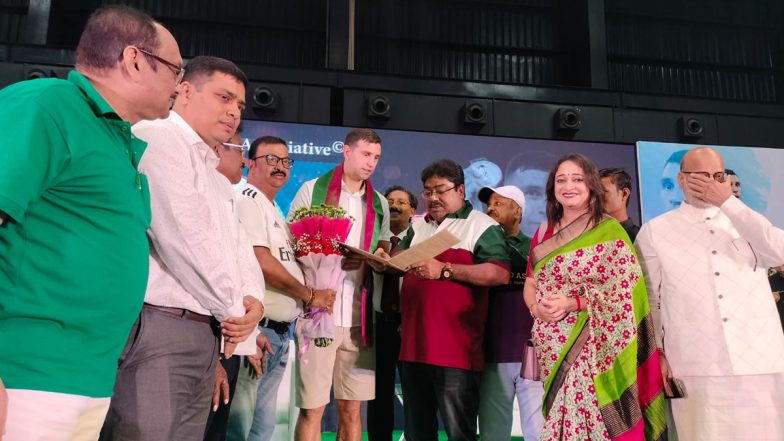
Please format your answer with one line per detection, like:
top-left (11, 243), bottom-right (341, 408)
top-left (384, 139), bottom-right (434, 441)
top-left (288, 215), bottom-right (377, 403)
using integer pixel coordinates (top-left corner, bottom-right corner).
top-left (367, 312), bottom-right (402, 441)
top-left (400, 362), bottom-right (481, 441)
top-left (203, 355), bottom-right (241, 441)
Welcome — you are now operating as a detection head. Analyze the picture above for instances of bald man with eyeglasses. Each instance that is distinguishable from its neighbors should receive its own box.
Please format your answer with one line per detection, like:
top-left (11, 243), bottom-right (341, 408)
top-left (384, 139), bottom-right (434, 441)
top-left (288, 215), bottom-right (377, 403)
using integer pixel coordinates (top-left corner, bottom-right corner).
top-left (636, 146), bottom-right (784, 440)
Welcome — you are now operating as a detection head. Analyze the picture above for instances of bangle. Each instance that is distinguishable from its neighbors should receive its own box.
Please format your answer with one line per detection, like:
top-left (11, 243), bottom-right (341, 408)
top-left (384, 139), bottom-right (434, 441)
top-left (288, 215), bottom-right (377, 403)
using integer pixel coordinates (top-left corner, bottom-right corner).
top-left (575, 296), bottom-right (581, 311)
top-left (304, 287), bottom-right (315, 308)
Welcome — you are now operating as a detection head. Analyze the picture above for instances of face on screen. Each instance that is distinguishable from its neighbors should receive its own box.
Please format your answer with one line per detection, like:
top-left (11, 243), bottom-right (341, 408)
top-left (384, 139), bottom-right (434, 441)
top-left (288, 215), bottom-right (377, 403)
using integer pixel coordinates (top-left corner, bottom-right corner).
top-left (463, 159), bottom-right (501, 208)
top-left (660, 161), bottom-right (684, 210)
top-left (505, 168), bottom-right (548, 237)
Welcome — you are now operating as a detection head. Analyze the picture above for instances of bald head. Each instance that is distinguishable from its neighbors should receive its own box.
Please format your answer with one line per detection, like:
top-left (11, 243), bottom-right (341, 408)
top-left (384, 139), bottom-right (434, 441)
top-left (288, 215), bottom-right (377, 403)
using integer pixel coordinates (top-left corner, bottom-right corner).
top-left (680, 147), bottom-right (724, 172)
top-left (678, 147), bottom-right (726, 207)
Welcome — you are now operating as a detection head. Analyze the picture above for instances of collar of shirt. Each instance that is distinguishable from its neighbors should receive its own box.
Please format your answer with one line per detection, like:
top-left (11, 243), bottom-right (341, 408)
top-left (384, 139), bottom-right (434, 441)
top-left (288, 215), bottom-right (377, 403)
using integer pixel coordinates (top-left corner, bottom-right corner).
top-left (508, 230), bottom-right (529, 245)
top-left (245, 183), bottom-right (277, 206)
top-left (341, 179), bottom-right (366, 198)
top-left (167, 111), bottom-right (219, 168)
top-left (425, 200), bottom-right (473, 224)
top-left (678, 201), bottom-right (722, 223)
top-left (68, 70), bottom-right (120, 119)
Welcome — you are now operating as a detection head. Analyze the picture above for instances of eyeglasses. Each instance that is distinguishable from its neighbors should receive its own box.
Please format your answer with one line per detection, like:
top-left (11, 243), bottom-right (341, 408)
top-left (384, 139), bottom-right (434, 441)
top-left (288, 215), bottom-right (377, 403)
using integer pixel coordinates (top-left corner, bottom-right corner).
top-left (252, 154), bottom-right (294, 168)
top-left (136, 47), bottom-right (185, 83)
top-left (387, 198), bottom-right (411, 206)
top-left (223, 142), bottom-right (248, 156)
top-left (421, 185), bottom-right (457, 199)
top-left (681, 171), bottom-right (726, 183)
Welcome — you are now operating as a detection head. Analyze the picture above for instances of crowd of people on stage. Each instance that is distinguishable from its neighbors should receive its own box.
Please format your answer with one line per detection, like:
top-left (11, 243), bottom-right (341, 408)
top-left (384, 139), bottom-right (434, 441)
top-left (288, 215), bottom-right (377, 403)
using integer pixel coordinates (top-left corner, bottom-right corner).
top-left (1, 5), bottom-right (784, 441)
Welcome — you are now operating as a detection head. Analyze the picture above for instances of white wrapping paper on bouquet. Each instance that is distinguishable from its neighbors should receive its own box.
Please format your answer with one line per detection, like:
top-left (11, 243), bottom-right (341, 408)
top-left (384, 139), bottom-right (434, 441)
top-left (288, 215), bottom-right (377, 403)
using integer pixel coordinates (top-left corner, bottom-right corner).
top-left (296, 253), bottom-right (346, 357)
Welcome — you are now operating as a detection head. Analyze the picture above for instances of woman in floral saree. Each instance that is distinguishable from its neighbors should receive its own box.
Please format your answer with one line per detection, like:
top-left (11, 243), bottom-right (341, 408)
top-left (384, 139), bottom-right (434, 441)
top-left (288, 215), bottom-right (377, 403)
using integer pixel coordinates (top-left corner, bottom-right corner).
top-left (523, 153), bottom-right (666, 441)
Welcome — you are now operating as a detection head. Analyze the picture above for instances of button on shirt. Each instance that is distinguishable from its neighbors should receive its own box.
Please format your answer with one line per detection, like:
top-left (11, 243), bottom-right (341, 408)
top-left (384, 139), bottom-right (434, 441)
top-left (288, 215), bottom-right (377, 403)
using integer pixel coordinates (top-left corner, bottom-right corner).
top-left (289, 178), bottom-right (391, 327)
top-left (635, 197), bottom-right (784, 376)
top-left (135, 112), bottom-right (264, 322)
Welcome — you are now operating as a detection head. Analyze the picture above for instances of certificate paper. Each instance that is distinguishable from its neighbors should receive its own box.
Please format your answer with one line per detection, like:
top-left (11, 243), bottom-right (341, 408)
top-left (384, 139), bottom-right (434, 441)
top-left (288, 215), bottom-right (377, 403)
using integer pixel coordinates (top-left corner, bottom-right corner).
top-left (340, 230), bottom-right (459, 272)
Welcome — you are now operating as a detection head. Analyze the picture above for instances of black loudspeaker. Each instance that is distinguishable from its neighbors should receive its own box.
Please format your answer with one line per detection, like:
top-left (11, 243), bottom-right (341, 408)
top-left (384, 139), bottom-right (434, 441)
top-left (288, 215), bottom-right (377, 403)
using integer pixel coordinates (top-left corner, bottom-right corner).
top-left (554, 107), bottom-right (582, 131)
top-left (679, 116), bottom-right (704, 139)
top-left (252, 86), bottom-right (277, 111)
top-left (463, 100), bottom-right (487, 125)
top-left (23, 65), bottom-right (71, 81)
top-left (367, 95), bottom-right (391, 119)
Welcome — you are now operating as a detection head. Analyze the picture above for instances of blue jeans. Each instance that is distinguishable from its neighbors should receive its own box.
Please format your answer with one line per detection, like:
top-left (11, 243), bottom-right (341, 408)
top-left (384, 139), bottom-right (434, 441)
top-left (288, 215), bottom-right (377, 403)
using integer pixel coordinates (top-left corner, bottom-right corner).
top-left (478, 362), bottom-right (545, 441)
top-left (227, 325), bottom-right (290, 441)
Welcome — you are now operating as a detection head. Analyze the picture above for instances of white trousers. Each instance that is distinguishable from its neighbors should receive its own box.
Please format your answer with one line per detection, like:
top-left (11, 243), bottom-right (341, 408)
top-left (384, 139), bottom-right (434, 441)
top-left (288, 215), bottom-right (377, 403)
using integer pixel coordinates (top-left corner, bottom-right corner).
top-left (670, 373), bottom-right (784, 441)
top-left (3, 389), bottom-right (110, 441)
top-left (479, 361), bottom-right (545, 441)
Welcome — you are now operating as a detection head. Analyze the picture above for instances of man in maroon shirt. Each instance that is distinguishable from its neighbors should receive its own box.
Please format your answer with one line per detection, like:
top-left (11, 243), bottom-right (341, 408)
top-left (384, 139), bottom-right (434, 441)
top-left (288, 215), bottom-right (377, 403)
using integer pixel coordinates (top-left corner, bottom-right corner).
top-left (396, 160), bottom-right (510, 441)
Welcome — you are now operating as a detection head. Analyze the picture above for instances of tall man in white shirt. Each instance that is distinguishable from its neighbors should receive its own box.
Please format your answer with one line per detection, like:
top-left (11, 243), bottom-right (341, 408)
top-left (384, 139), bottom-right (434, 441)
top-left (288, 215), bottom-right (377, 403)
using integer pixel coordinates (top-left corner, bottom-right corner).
top-left (635, 147), bottom-right (784, 440)
top-left (228, 136), bottom-right (336, 441)
top-left (288, 128), bottom-right (391, 441)
top-left (101, 56), bottom-right (265, 441)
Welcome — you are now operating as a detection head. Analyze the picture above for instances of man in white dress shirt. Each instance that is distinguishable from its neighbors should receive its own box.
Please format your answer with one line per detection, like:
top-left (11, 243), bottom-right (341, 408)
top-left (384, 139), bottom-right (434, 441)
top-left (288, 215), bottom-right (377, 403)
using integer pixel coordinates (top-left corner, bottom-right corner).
top-left (100, 56), bottom-right (264, 441)
top-left (635, 146), bottom-right (784, 440)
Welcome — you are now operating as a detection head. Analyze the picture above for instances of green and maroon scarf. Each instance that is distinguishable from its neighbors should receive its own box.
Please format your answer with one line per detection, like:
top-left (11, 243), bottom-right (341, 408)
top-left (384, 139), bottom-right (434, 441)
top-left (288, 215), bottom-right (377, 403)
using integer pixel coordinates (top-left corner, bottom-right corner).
top-left (312, 164), bottom-right (385, 346)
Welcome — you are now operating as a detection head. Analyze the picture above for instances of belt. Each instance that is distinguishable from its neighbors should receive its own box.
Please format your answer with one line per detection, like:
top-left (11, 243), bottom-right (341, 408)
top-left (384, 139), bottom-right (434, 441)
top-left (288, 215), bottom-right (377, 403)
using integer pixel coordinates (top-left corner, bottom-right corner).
top-left (144, 303), bottom-right (213, 325)
top-left (260, 317), bottom-right (291, 334)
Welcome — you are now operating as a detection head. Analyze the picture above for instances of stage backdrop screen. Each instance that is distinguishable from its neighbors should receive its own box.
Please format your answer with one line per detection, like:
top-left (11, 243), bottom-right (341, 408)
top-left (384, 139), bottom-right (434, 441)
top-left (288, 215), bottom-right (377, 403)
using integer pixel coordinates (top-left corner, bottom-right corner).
top-left (240, 121), bottom-right (638, 238)
top-left (637, 141), bottom-right (784, 226)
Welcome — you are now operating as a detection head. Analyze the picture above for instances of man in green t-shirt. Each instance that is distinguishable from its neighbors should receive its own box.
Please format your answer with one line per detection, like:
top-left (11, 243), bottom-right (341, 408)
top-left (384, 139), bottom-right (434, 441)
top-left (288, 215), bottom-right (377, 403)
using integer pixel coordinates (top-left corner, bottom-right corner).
top-left (0, 5), bottom-right (182, 440)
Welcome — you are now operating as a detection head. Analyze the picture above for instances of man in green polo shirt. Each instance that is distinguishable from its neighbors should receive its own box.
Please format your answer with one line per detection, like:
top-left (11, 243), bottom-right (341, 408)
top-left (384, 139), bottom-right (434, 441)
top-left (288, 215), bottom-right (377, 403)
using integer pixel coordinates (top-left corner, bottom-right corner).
top-left (0, 5), bottom-right (182, 440)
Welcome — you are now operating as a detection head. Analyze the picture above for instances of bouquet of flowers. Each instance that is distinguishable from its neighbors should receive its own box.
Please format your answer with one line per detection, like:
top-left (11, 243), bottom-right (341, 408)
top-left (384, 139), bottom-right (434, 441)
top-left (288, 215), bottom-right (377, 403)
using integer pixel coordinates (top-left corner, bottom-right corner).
top-left (290, 204), bottom-right (353, 353)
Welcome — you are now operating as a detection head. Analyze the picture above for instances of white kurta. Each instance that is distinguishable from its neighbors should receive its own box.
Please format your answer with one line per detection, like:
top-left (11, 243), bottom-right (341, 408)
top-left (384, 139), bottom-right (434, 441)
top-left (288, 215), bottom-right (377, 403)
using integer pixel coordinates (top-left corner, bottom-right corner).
top-left (636, 196), bottom-right (784, 440)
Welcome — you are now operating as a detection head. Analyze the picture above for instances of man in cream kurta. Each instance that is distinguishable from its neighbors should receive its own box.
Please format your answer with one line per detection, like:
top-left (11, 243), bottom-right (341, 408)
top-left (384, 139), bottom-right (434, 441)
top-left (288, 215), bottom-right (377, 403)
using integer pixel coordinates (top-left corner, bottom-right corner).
top-left (636, 147), bottom-right (784, 441)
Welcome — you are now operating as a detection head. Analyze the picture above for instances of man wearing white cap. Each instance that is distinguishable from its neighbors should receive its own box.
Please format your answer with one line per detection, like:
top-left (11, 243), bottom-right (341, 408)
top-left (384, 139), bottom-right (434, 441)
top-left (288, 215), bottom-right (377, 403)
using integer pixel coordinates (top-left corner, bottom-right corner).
top-left (477, 185), bottom-right (545, 441)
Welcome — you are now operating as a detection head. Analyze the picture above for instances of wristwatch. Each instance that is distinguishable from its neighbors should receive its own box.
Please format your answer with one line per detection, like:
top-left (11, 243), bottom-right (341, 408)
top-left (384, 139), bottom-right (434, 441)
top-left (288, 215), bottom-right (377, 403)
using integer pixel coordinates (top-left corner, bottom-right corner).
top-left (440, 262), bottom-right (453, 281)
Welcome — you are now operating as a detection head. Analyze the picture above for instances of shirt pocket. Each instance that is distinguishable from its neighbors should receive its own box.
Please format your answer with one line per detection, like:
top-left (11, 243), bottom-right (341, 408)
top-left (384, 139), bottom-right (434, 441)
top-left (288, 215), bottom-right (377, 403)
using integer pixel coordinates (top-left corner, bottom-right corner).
top-left (729, 238), bottom-right (758, 270)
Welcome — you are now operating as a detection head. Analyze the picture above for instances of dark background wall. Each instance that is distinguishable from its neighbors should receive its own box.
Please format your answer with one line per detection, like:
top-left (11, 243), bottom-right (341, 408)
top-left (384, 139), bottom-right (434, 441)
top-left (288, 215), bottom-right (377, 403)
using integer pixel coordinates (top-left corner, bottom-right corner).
top-left (2, 0), bottom-right (784, 148)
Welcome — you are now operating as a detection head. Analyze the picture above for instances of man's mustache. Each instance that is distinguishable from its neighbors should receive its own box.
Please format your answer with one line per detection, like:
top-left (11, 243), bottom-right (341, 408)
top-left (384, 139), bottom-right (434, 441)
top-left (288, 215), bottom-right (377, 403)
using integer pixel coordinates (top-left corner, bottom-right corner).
top-left (271, 169), bottom-right (286, 177)
top-left (389, 207), bottom-right (402, 214)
